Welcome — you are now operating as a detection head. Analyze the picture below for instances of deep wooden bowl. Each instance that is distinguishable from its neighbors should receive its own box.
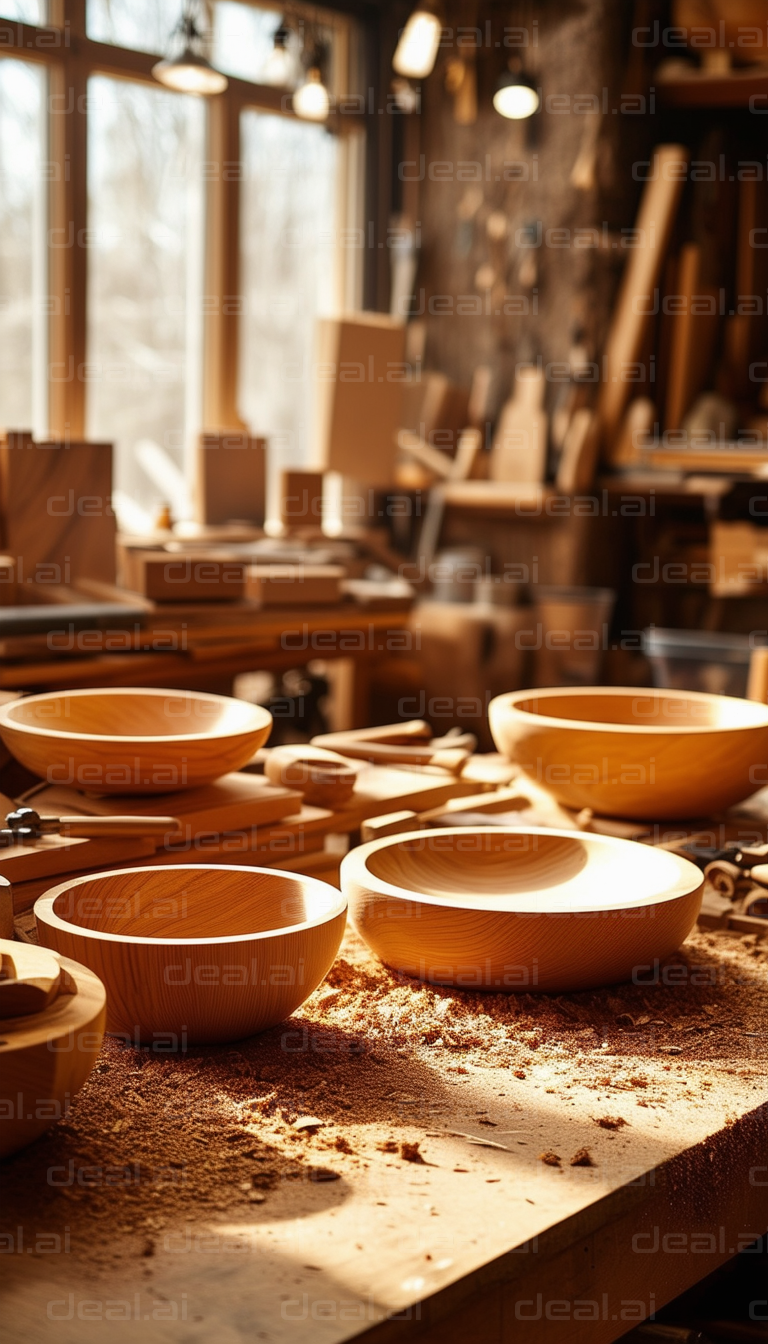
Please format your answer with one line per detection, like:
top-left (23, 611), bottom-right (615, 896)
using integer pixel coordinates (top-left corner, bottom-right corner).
top-left (0, 941), bottom-right (106, 1158)
top-left (489, 686), bottom-right (768, 819)
top-left (35, 865), bottom-right (347, 1044)
top-left (341, 827), bottom-right (703, 993)
top-left (0, 687), bottom-right (272, 794)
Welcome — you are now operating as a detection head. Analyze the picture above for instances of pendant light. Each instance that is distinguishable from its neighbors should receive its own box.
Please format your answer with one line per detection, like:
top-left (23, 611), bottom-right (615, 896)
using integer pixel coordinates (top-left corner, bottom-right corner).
top-left (152, 0), bottom-right (228, 96)
top-left (294, 37), bottom-right (330, 122)
top-left (493, 61), bottom-right (539, 119)
top-left (393, 1), bottom-right (443, 80)
top-left (264, 18), bottom-right (294, 87)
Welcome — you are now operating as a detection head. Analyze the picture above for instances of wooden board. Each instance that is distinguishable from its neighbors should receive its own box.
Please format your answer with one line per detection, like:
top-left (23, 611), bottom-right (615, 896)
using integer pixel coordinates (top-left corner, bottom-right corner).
top-left (25, 774), bottom-right (302, 840)
top-left (313, 314), bottom-right (406, 485)
top-left (245, 564), bottom-right (345, 606)
top-left (641, 444), bottom-right (768, 474)
top-left (0, 831), bottom-right (158, 890)
top-left (0, 434), bottom-right (116, 586)
top-left (489, 367), bottom-right (547, 484)
top-left (196, 432), bottom-right (266, 527)
top-left (600, 145), bottom-right (689, 460)
top-left (136, 551), bottom-right (246, 602)
top-left (664, 244), bottom-right (719, 433)
top-left (280, 470), bottom-right (324, 530)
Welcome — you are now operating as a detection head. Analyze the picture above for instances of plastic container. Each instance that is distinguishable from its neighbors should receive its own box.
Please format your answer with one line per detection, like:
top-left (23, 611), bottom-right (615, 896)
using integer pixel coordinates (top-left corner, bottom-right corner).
top-left (533, 586), bottom-right (616, 686)
top-left (643, 627), bottom-right (760, 699)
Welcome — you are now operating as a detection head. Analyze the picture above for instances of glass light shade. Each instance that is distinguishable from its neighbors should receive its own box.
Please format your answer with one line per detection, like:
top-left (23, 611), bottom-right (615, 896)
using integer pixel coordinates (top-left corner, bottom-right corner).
top-left (263, 42), bottom-right (294, 87)
top-left (393, 9), bottom-right (442, 80)
top-left (152, 48), bottom-right (228, 95)
top-left (493, 77), bottom-right (539, 120)
top-left (293, 67), bottom-right (329, 121)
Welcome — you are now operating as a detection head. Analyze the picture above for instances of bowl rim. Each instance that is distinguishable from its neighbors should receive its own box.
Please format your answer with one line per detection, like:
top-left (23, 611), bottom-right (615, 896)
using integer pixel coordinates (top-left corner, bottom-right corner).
top-left (35, 865), bottom-right (348, 946)
top-left (340, 826), bottom-right (703, 914)
top-left (489, 685), bottom-right (768, 735)
top-left (0, 687), bottom-right (272, 746)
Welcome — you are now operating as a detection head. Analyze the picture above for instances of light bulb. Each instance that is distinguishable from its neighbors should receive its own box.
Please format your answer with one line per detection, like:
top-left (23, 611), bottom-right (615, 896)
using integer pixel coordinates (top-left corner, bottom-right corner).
top-left (493, 78), bottom-right (539, 120)
top-left (152, 49), bottom-right (228, 95)
top-left (293, 67), bottom-right (329, 121)
top-left (393, 8), bottom-right (442, 80)
top-left (264, 43), bottom-right (293, 86)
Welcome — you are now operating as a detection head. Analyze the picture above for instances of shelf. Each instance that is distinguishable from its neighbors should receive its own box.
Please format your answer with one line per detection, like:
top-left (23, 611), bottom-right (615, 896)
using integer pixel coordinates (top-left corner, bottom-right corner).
top-left (658, 63), bottom-right (768, 108)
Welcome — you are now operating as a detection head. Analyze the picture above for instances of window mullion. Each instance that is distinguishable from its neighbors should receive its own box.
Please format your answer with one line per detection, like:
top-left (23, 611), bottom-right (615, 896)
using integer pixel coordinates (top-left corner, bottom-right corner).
top-left (203, 90), bottom-right (244, 431)
top-left (47, 54), bottom-right (87, 438)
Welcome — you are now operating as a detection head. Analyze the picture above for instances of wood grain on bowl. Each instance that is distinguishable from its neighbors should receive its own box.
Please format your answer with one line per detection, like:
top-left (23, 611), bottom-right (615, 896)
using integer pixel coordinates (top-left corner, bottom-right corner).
top-left (35, 865), bottom-right (347, 1044)
top-left (341, 826), bottom-right (703, 993)
top-left (0, 688), bottom-right (272, 794)
top-left (489, 686), bottom-right (768, 819)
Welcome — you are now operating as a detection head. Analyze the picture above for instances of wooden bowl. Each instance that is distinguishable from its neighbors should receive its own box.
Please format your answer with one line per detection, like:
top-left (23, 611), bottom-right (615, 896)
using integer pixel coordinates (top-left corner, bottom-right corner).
top-left (0, 939), bottom-right (106, 1158)
top-left (341, 827), bottom-right (703, 993)
top-left (0, 687), bottom-right (272, 794)
top-left (489, 686), bottom-right (768, 819)
top-left (35, 865), bottom-right (347, 1044)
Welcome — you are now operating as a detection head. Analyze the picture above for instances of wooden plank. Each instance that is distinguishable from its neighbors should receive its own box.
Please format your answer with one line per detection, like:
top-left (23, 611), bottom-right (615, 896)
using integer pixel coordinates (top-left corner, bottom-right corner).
top-left (280, 470), bottom-right (324, 530)
top-left (245, 564), bottom-right (345, 606)
top-left (26, 774), bottom-right (303, 841)
top-left (196, 433), bottom-right (266, 527)
top-left (3, 833), bottom-right (158, 898)
top-left (0, 437), bottom-right (116, 586)
top-left (489, 367), bottom-right (547, 485)
top-left (313, 314), bottom-right (407, 485)
top-left (664, 244), bottom-right (719, 433)
top-left (136, 552), bottom-right (246, 602)
top-left (600, 145), bottom-right (689, 460)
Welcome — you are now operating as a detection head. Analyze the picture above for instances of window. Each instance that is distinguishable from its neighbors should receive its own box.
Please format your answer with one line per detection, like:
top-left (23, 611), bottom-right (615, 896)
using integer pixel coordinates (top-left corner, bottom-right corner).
top-left (0, 58), bottom-right (46, 435)
top-left (86, 0), bottom-right (180, 55)
top-left (0, 2), bottom-right (364, 528)
top-left (239, 110), bottom-right (340, 486)
top-left (86, 76), bottom-right (204, 522)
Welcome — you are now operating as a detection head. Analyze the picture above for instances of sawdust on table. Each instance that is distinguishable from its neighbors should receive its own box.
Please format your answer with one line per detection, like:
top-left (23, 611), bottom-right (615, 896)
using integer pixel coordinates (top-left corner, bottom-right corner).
top-left (3, 924), bottom-right (767, 1266)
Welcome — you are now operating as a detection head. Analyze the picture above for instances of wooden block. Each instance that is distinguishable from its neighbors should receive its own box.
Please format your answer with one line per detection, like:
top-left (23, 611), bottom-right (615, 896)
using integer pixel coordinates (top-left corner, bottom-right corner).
top-left (490, 366), bottom-right (547, 484)
top-left (0, 435), bottom-right (116, 587)
top-left (360, 810), bottom-right (421, 843)
top-left (710, 520), bottom-right (768, 596)
top-left (0, 832), bottom-right (158, 890)
top-left (0, 554), bottom-right (16, 606)
top-left (245, 564), bottom-right (344, 607)
top-left (27, 774), bottom-right (302, 841)
top-left (600, 144), bottom-right (689, 458)
top-left (313, 313), bottom-right (406, 485)
top-left (136, 551), bottom-right (246, 602)
top-left (197, 433), bottom-right (266, 526)
top-left (280, 470), bottom-right (324, 530)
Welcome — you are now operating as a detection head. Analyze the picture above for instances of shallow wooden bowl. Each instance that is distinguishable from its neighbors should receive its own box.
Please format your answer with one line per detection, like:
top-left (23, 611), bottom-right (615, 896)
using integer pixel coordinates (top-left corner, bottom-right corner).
top-left (489, 686), bottom-right (768, 819)
top-left (35, 865), bottom-right (347, 1045)
top-left (0, 687), bottom-right (272, 793)
top-left (0, 941), bottom-right (106, 1158)
top-left (341, 827), bottom-right (703, 993)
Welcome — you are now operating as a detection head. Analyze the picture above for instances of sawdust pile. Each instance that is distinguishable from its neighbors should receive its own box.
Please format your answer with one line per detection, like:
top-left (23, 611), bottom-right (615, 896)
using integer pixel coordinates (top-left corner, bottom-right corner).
top-left (2, 924), bottom-right (766, 1266)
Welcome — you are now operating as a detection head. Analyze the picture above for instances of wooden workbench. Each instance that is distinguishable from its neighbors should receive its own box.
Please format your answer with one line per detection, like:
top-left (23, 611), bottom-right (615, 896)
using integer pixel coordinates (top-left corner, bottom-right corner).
top-left (3, 792), bottom-right (768, 1344)
top-left (2, 916), bottom-right (767, 1344)
top-left (0, 599), bottom-right (414, 732)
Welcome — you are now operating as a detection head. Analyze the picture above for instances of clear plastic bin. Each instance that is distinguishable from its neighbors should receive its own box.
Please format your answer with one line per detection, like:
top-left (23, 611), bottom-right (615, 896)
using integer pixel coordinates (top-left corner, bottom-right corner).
top-left (643, 627), bottom-right (759, 699)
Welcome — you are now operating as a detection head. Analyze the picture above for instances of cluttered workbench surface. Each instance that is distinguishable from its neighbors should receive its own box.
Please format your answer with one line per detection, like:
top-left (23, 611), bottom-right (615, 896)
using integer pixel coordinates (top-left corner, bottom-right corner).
top-left (2, 923), bottom-right (767, 1344)
top-left (4, 737), bottom-right (768, 1344)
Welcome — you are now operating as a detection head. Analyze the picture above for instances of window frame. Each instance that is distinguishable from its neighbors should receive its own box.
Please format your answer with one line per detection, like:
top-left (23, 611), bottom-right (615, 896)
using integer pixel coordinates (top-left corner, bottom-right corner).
top-left (0, 0), bottom-right (370, 443)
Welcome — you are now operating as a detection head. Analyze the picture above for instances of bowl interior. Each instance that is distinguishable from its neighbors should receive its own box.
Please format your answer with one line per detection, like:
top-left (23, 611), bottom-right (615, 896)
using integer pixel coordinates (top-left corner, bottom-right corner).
top-left (47, 867), bottom-right (343, 941)
top-left (508, 689), bottom-right (768, 730)
top-left (363, 830), bottom-right (697, 913)
top-left (5, 690), bottom-right (266, 740)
